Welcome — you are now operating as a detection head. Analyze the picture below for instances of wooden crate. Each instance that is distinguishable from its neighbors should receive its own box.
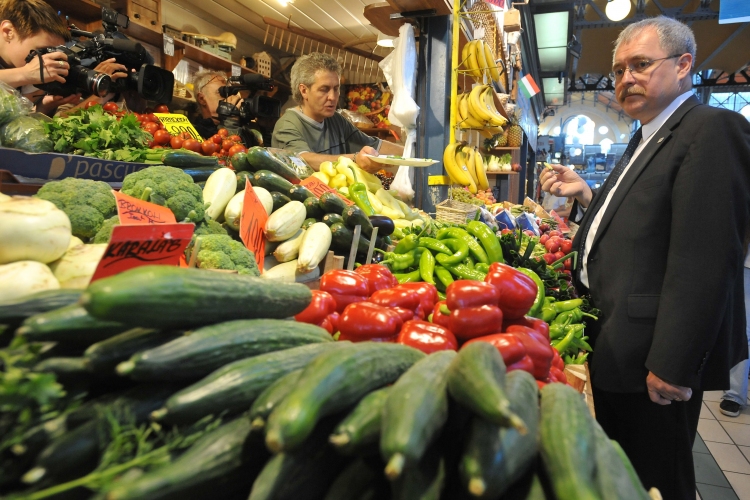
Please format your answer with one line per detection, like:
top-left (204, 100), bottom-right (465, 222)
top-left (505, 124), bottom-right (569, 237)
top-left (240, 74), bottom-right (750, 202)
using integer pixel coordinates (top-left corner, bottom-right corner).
top-left (564, 362), bottom-right (595, 418)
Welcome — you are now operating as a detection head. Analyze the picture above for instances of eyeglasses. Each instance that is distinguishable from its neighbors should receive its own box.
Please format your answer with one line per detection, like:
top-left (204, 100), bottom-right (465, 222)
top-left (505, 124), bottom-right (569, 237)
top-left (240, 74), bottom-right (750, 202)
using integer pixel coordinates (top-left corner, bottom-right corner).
top-left (610, 54), bottom-right (683, 81)
top-left (198, 75), bottom-right (226, 94)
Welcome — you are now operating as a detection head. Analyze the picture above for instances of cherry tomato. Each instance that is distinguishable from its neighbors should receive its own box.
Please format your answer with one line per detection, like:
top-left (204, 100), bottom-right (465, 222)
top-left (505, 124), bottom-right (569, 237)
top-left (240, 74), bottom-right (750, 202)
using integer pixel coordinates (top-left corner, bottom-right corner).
top-left (102, 102), bottom-right (119, 113)
top-left (183, 139), bottom-right (202, 153)
top-left (132, 112), bottom-right (142, 122)
top-left (180, 132), bottom-right (193, 140)
top-left (221, 139), bottom-right (234, 151)
top-left (228, 135), bottom-right (241, 143)
top-left (227, 144), bottom-right (247, 157)
top-left (143, 122), bottom-right (160, 135)
top-left (84, 100), bottom-right (99, 109)
top-left (154, 104), bottom-right (170, 113)
top-left (170, 135), bottom-right (184, 149)
top-left (201, 140), bottom-right (218, 155)
top-left (153, 129), bottom-right (171, 146)
top-left (560, 239), bottom-right (573, 254)
top-left (553, 251), bottom-right (566, 261)
top-left (211, 134), bottom-right (223, 145)
top-left (218, 128), bottom-right (229, 137)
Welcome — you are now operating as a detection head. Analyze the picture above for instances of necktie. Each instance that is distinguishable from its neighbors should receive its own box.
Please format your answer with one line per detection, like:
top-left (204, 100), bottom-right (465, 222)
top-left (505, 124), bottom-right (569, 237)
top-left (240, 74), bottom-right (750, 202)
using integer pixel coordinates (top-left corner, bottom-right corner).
top-left (576, 127), bottom-right (643, 273)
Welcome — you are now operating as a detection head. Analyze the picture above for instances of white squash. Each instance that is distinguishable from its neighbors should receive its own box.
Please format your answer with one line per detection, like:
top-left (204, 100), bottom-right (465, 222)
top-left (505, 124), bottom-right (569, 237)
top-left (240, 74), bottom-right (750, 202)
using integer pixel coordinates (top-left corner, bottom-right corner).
top-left (0, 197), bottom-right (71, 264)
top-left (224, 187), bottom-right (273, 232)
top-left (264, 201), bottom-right (306, 242)
top-left (0, 261), bottom-right (59, 302)
top-left (273, 229), bottom-right (305, 263)
top-left (202, 168), bottom-right (237, 221)
top-left (0, 192), bottom-right (11, 203)
top-left (261, 259), bottom-right (321, 283)
top-left (297, 223), bottom-right (332, 274)
top-left (49, 244), bottom-right (107, 289)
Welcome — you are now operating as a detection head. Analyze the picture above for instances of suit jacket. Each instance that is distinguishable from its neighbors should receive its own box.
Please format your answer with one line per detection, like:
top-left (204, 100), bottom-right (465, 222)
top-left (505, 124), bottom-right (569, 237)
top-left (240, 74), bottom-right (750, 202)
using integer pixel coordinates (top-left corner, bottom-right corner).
top-left (571, 96), bottom-right (750, 393)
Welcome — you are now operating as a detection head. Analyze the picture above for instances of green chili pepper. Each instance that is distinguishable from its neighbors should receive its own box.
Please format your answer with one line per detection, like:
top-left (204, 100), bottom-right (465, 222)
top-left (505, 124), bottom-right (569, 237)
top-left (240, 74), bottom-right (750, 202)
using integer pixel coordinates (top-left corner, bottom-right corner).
top-left (435, 227), bottom-right (489, 263)
top-left (544, 296), bottom-right (556, 305)
top-left (348, 182), bottom-right (375, 216)
top-left (552, 308), bottom-right (599, 326)
top-left (573, 352), bottom-right (589, 364)
top-left (516, 267), bottom-right (545, 319)
top-left (380, 248), bottom-right (423, 272)
top-left (541, 305), bottom-right (557, 324)
top-left (392, 228), bottom-right (405, 240)
top-left (394, 233), bottom-right (420, 254)
top-left (434, 265), bottom-right (454, 288)
top-left (434, 238), bottom-right (469, 266)
top-left (549, 323), bottom-right (568, 340)
top-left (437, 291), bottom-right (446, 301)
top-left (419, 249), bottom-right (436, 285)
top-left (464, 255), bottom-right (475, 270)
top-left (442, 262), bottom-right (486, 281)
top-left (418, 237), bottom-right (452, 255)
top-left (466, 220), bottom-right (504, 264)
top-left (440, 304), bottom-right (451, 316)
top-left (393, 269), bottom-right (421, 284)
top-left (474, 263), bottom-right (489, 274)
top-left (552, 325), bottom-right (579, 355)
top-left (551, 298), bottom-right (583, 314)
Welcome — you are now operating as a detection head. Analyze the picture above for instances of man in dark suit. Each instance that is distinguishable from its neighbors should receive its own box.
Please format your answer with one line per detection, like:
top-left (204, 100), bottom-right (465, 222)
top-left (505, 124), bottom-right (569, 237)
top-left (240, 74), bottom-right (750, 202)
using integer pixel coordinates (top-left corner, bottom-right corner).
top-left (540, 16), bottom-right (750, 500)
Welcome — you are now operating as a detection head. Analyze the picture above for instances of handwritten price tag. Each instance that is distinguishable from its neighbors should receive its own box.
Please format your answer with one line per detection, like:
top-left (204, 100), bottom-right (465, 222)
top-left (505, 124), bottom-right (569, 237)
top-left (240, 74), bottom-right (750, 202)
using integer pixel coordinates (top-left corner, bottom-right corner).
top-left (154, 113), bottom-right (203, 141)
top-left (240, 179), bottom-right (268, 271)
top-left (114, 190), bottom-right (176, 225)
top-left (90, 223), bottom-right (194, 283)
top-left (300, 177), bottom-right (354, 206)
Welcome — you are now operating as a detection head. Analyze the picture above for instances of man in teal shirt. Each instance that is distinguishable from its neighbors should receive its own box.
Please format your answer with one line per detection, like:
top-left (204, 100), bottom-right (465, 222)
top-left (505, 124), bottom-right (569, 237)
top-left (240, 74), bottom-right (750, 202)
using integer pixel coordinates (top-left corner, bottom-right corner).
top-left (272, 52), bottom-right (403, 173)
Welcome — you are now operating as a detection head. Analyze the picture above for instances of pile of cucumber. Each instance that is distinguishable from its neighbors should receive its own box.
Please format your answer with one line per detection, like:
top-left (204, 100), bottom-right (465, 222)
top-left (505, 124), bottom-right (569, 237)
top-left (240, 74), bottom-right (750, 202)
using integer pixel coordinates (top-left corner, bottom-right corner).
top-left (0, 271), bottom-right (656, 500)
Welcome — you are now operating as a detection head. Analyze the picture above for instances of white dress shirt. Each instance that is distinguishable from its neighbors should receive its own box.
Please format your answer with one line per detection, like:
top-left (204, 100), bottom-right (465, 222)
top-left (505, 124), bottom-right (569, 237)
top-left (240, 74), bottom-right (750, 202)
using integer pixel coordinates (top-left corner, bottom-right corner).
top-left (580, 91), bottom-right (694, 288)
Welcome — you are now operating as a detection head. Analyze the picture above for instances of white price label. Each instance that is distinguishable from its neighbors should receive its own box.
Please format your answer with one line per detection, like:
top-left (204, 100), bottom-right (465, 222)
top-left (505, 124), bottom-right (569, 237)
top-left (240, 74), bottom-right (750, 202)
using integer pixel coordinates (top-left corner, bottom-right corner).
top-left (231, 64), bottom-right (241, 77)
top-left (474, 27), bottom-right (485, 40)
top-left (163, 34), bottom-right (174, 57)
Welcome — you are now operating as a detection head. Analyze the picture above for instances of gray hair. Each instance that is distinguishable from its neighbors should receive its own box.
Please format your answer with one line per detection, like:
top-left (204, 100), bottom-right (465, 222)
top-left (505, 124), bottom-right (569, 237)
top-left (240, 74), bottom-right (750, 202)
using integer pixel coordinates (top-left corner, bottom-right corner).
top-left (613, 16), bottom-right (697, 69)
top-left (193, 70), bottom-right (227, 95)
top-left (291, 52), bottom-right (342, 104)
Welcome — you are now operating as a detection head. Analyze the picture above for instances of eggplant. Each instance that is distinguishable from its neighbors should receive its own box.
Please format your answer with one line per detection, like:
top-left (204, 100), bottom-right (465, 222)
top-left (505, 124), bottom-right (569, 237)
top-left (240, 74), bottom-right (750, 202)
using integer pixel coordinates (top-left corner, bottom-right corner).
top-left (368, 215), bottom-right (395, 237)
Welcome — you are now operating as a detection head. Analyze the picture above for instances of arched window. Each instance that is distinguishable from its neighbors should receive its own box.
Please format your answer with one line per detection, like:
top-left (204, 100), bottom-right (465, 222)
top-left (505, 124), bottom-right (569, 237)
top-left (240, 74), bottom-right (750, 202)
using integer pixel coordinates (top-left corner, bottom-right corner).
top-left (599, 138), bottom-right (614, 154)
top-left (564, 115), bottom-right (595, 146)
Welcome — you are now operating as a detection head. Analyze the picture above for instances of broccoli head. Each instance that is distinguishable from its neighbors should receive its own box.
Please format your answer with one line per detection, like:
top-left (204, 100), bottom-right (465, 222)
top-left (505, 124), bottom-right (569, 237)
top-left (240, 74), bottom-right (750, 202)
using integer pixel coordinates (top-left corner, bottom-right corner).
top-left (121, 166), bottom-right (205, 223)
top-left (36, 178), bottom-right (117, 240)
top-left (193, 234), bottom-right (260, 276)
top-left (93, 215), bottom-right (120, 244)
top-left (193, 219), bottom-right (228, 237)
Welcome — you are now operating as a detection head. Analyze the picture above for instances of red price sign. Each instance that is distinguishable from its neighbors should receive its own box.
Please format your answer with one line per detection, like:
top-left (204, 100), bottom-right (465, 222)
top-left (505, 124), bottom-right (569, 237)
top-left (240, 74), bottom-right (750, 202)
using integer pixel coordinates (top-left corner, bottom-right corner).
top-left (240, 179), bottom-right (268, 271)
top-left (90, 223), bottom-right (194, 283)
top-left (113, 190), bottom-right (176, 225)
top-left (300, 177), bottom-right (354, 206)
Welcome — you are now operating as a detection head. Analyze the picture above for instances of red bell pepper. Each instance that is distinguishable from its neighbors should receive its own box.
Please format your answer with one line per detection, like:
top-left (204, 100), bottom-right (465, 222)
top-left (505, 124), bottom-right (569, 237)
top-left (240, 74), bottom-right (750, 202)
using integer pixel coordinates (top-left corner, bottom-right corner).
top-left (397, 320), bottom-right (458, 354)
top-left (503, 316), bottom-right (550, 342)
top-left (505, 325), bottom-right (554, 381)
top-left (431, 300), bottom-right (451, 329)
top-left (551, 348), bottom-right (565, 371)
top-left (294, 290), bottom-right (337, 326)
top-left (355, 264), bottom-right (399, 295)
top-left (320, 312), bottom-right (339, 335)
top-left (549, 365), bottom-right (568, 385)
top-left (463, 333), bottom-right (526, 366)
top-left (446, 280), bottom-right (500, 309)
top-left (445, 281), bottom-right (503, 340)
top-left (536, 380), bottom-right (548, 390)
top-left (338, 302), bottom-right (403, 342)
top-left (370, 287), bottom-right (425, 320)
top-left (319, 269), bottom-right (370, 314)
top-left (396, 282), bottom-right (439, 315)
top-left (507, 354), bottom-right (535, 374)
top-left (484, 263), bottom-right (538, 319)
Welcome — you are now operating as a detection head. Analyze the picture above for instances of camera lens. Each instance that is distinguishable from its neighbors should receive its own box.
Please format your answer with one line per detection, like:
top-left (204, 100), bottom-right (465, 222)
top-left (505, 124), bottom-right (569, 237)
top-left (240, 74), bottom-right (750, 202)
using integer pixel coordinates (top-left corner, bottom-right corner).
top-left (66, 65), bottom-right (111, 97)
top-left (136, 64), bottom-right (174, 103)
top-left (89, 72), bottom-right (112, 97)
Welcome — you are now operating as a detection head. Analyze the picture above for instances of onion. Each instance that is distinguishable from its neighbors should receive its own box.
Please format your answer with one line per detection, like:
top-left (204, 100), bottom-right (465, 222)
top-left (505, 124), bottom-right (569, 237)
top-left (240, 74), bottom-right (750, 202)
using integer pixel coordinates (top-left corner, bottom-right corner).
top-left (0, 197), bottom-right (71, 264)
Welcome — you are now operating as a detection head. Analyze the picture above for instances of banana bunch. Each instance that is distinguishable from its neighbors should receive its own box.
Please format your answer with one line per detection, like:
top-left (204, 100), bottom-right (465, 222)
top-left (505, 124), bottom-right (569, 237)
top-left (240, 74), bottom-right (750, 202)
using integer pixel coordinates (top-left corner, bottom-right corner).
top-left (457, 92), bottom-right (505, 139)
top-left (462, 39), bottom-right (502, 85)
top-left (442, 141), bottom-right (490, 194)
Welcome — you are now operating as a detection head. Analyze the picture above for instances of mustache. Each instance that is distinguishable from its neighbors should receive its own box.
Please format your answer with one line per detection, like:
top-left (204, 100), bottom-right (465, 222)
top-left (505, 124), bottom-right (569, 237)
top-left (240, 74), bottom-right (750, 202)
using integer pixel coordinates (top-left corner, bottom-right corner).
top-left (620, 87), bottom-right (646, 99)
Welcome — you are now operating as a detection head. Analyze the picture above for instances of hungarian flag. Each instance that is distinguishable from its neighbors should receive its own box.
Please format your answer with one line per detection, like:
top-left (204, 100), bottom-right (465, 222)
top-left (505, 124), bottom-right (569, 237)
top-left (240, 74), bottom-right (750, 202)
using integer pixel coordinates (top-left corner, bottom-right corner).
top-left (485, 0), bottom-right (505, 7)
top-left (518, 74), bottom-right (540, 99)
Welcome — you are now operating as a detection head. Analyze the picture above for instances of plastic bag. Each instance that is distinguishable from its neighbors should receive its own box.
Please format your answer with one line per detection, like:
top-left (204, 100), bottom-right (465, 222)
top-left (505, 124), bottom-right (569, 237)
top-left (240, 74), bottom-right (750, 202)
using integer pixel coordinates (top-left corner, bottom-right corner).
top-left (339, 109), bottom-right (373, 128)
top-left (0, 114), bottom-right (53, 152)
top-left (0, 81), bottom-right (32, 128)
top-left (479, 207), bottom-right (499, 231)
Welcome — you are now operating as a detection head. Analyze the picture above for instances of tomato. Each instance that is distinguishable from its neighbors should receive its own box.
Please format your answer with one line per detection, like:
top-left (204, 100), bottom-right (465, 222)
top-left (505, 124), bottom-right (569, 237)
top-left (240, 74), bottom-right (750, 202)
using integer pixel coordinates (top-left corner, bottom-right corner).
top-left (143, 122), bottom-right (160, 135)
top-left (183, 139), bottom-right (202, 153)
top-left (170, 135), bottom-right (184, 149)
top-left (84, 100), bottom-right (99, 109)
top-left (221, 139), bottom-right (235, 151)
top-left (218, 128), bottom-right (229, 137)
top-left (560, 239), bottom-right (573, 254)
top-left (227, 144), bottom-right (247, 157)
top-left (201, 140), bottom-right (218, 155)
top-left (153, 129), bottom-right (171, 146)
top-left (179, 132), bottom-right (193, 140)
top-left (132, 112), bottom-right (142, 122)
top-left (102, 102), bottom-right (119, 113)
top-left (148, 140), bottom-right (156, 148)
top-left (154, 104), bottom-right (170, 113)
top-left (228, 135), bottom-right (241, 143)
top-left (211, 134), bottom-right (222, 145)
top-left (543, 253), bottom-right (556, 265)
top-left (553, 251), bottom-right (566, 261)
top-left (539, 234), bottom-right (549, 245)
top-left (549, 230), bottom-right (562, 237)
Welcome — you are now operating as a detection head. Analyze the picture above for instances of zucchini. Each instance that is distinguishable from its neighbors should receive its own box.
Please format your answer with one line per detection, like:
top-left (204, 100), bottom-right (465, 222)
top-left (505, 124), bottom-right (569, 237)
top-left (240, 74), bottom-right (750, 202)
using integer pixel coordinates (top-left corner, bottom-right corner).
top-left (288, 185), bottom-right (316, 203)
top-left (0, 289), bottom-right (82, 323)
top-left (33, 357), bottom-right (90, 377)
top-left (265, 200), bottom-right (306, 242)
top-left (391, 440), bottom-right (446, 500)
top-left (329, 386), bottom-right (390, 456)
top-left (151, 342), bottom-right (348, 424)
top-left (539, 383), bottom-right (599, 500)
top-left (369, 215), bottom-right (395, 237)
top-left (203, 167), bottom-right (237, 221)
top-left (459, 370), bottom-right (540, 499)
top-left (297, 223), bottom-right (332, 274)
top-left (304, 197), bottom-right (325, 219)
top-left (318, 192), bottom-right (348, 215)
top-left (84, 328), bottom-right (182, 373)
top-left (230, 151), bottom-right (250, 172)
top-left (447, 341), bottom-right (526, 431)
top-left (252, 170), bottom-right (294, 194)
top-left (80, 266), bottom-right (313, 329)
top-left (322, 213), bottom-right (344, 227)
top-left (330, 222), bottom-right (371, 255)
top-left (342, 206), bottom-right (374, 239)
top-left (162, 149), bottom-right (219, 168)
top-left (249, 368), bottom-right (304, 431)
top-left (237, 171), bottom-right (253, 192)
top-left (246, 146), bottom-right (301, 183)
top-left (593, 423), bottom-right (651, 500)
top-left (380, 350), bottom-right (456, 479)
top-left (16, 304), bottom-right (130, 344)
top-left (271, 191), bottom-right (292, 212)
top-left (324, 459), bottom-right (378, 500)
top-left (117, 319), bottom-right (331, 381)
top-left (105, 416), bottom-right (264, 500)
top-left (301, 218), bottom-right (317, 230)
top-left (265, 343), bottom-right (425, 453)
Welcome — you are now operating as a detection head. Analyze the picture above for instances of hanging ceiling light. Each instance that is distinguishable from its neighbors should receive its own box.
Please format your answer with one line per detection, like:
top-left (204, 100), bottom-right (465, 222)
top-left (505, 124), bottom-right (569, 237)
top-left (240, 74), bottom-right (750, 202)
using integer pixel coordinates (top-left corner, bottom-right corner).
top-left (376, 32), bottom-right (396, 48)
top-left (605, 0), bottom-right (631, 21)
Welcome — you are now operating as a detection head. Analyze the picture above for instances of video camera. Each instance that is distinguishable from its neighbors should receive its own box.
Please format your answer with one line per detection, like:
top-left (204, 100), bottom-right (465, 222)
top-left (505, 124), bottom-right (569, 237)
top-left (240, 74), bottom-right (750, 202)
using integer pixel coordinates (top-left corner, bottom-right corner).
top-left (216, 73), bottom-right (280, 123)
top-left (25, 7), bottom-right (174, 102)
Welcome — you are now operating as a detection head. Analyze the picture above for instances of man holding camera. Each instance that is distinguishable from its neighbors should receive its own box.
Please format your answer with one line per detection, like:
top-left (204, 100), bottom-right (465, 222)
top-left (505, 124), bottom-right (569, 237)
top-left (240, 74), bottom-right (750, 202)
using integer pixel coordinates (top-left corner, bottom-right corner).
top-left (191, 70), bottom-right (243, 140)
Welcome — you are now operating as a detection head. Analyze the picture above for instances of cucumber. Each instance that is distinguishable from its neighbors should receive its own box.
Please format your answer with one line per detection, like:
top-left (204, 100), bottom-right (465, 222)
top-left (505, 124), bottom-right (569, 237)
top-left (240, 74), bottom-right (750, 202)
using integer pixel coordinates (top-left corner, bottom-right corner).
top-left (319, 192), bottom-right (348, 215)
top-left (117, 319), bottom-right (331, 381)
top-left (271, 191), bottom-right (292, 212)
top-left (304, 196), bottom-right (325, 219)
top-left (250, 368), bottom-right (304, 431)
top-left (322, 213), bottom-right (344, 227)
top-left (380, 350), bottom-right (455, 479)
top-left (459, 370), bottom-right (540, 499)
top-left (447, 341), bottom-right (526, 431)
top-left (342, 206), bottom-right (374, 239)
top-left (80, 266), bottom-right (313, 329)
top-left (0, 289), bottom-right (82, 323)
top-left (152, 342), bottom-right (348, 424)
top-left (104, 416), bottom-right (265, 500)
top-left (289, 185), bottom-right (316, 203)
top-left (324, 459), bottom-right (378, 500)
top-left (246, 146), bottom-right (301, 183)
top-left (84, 328), bottom-right (182, 373)
top-left (369, 215), bottom-right (395, 237)
top-left (301, 218), bottom-right (317, 230)
top-left (252, 170), bottom-right (294, 194)
top-left (329, 387), bottom-right (390, 456)
top-left (265, 343), bottom-right (425, 453)
top-left (540, 383), bottom-right (599, 500)
top-left (237, 171), bottom-right (253, 192)
top-left (162, 150), bottom-right (219, 168)
top-left (16, 304), bottom-right (130, 344)
top-left (391, 440), bottom-right (446, 500)
top-left (33, 357), bottom-right (90, 377)
top-left (592, 423), bottom-right (651, 500)
top-left (181, 166), bottom-right (222, 182)
top-left (330, 222), bottom-right (371, 255)
top-left (231, 151), bottom-right (250, 172)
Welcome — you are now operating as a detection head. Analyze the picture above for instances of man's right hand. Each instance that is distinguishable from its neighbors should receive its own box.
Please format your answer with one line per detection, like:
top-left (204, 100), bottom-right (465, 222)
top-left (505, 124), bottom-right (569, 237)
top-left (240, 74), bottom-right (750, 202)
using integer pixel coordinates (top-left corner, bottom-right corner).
top-left (540, 164), bottom-right (593, 208)
top-left (354, 146), bottom-right (381, 173)
top-left (24, 51), bottom-right (69, 85)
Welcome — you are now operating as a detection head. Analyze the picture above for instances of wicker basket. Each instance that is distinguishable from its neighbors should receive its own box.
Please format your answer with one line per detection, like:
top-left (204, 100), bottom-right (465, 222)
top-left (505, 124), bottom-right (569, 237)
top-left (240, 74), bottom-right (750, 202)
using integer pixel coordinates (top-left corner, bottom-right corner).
top-left (435, 199), bottom-right (479, 224)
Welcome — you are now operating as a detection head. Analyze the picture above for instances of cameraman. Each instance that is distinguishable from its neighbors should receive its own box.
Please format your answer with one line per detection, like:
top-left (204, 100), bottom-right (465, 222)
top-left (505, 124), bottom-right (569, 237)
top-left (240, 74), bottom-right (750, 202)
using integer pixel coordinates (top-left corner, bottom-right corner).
top-left (0, 0), bottom-right (81, 115)
top-left (192, 70), bottom-right (242, 139)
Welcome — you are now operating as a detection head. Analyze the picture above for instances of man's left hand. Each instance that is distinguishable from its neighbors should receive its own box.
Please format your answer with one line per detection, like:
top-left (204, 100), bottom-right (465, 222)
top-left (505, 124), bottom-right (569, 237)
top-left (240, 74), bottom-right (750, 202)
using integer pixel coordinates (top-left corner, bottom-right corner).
top-left (36, 93), bottom-right (82, 116)
top-left (647, 371), bottom-right (692, 405)
top-left (354, 146), bottom-right (380, 173)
